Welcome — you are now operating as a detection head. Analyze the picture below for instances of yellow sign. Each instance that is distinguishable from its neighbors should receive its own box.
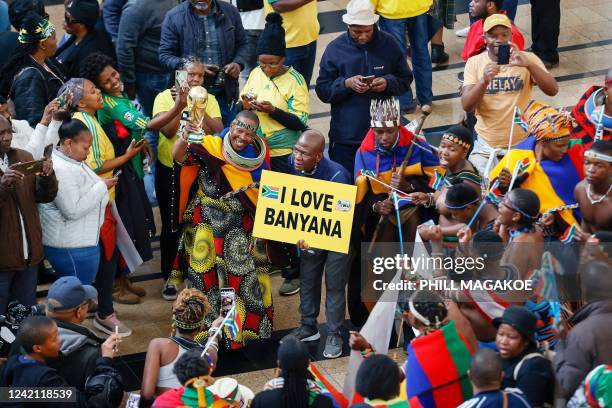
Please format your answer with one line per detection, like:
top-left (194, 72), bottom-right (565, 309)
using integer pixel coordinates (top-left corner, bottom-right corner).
top-left (253, 170), bottom-right (357, 254)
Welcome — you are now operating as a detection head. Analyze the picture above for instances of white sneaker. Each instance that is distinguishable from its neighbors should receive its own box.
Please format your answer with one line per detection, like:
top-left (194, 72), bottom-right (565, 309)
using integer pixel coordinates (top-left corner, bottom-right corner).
top-left (94, 313), bottom-right (133, 337)
top-left (456, 26), bottom-right (470, 37)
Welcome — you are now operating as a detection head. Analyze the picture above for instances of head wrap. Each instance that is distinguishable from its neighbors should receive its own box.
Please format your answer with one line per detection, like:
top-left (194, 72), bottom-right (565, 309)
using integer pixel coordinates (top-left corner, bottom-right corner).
top-left (370, 98), bottom-right (400, 128)
top-left (441, 125), bottom-right (473, 150)
top-left (584, 364), bottom-right (612, 408)
top-left (17, 11), bottom-right (54, 44)
top-left (585, 150), bottom-right (612, 163)
top-left (524, 100), bottom-right (573, 142)
top-left (57, 78), bottom-right (85, 110)
top-left (256, 13), bottom-right (286, 57)
top-left (66, 0), bottom-right (100, 28)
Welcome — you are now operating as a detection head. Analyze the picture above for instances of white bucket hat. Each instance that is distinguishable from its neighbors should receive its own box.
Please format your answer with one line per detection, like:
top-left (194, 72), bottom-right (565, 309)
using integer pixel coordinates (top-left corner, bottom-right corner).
top-left (208, 378), bottom-right (255, 408)
top-left (342, 0), bottom-right (380, 26)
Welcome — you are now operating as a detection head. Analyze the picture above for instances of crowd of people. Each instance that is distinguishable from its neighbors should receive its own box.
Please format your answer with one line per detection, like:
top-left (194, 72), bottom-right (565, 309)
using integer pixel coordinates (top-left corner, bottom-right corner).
top-left (0, 0), bottom-right (610, 407)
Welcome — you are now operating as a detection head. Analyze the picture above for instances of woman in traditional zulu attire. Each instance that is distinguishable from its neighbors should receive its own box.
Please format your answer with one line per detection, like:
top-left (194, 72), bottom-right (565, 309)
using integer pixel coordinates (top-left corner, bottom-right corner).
top-left (171, 110), bottom-right (272, 349)
top-left (491, 101), bottom-right (582, 238)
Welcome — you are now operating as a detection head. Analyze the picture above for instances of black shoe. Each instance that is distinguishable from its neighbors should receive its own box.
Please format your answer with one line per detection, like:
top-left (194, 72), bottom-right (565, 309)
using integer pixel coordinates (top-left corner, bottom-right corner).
top-left (283, 325), bottom-right (321, 342)
top-left (431, 43), bottom-right (449, 64)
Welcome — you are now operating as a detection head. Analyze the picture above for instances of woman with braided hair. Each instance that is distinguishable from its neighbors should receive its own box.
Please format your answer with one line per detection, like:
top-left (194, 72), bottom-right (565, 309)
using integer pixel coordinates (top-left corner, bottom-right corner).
top-left (350, 290), bottom-right (476, 407)
top-left (140, 288), bottom-right (222, 406)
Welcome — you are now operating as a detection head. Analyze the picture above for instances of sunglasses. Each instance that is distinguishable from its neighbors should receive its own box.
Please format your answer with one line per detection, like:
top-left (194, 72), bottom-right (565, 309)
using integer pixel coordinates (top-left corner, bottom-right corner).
top-left (64, 13), bottom-right (80, 25)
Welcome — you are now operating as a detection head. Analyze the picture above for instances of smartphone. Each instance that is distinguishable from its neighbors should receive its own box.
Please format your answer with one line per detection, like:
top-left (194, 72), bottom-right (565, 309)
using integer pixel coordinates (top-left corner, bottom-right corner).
top-left (43, 144), bottom-right (53, 159)
top-left (497, 44), bottom-right (510, 65)
top-left (57, 90), bottom-right (71, 109)
top-left (175, 70), bottom-right (188, 89)
top-left (10, 160), bottom-right (43, 175)
top-left (220, 287), bottom-right (236, 316)
top-left (362, 75), bottom-right (376, 85)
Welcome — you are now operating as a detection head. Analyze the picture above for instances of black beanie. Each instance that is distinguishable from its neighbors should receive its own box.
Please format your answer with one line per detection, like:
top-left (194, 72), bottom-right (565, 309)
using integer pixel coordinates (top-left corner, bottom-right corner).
top-left (256, 12), bottom-right (286, 57)
top-left (67, 0), bottom-right (99, 28)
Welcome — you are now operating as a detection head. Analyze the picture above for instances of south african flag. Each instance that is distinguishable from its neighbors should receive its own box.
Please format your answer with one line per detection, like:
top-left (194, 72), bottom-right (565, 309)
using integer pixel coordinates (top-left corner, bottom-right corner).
top-left (261, 185), bottom-right (279, 199)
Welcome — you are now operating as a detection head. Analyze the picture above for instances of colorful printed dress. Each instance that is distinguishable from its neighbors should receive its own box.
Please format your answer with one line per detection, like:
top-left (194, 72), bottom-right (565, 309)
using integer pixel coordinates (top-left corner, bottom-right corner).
top-left (172, 131), bottom-right (272, 349)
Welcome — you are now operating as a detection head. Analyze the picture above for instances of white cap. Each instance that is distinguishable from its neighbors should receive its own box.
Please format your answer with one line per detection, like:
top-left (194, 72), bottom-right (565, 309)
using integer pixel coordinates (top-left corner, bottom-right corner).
top-left (342, 0), bottom-right (380, 26)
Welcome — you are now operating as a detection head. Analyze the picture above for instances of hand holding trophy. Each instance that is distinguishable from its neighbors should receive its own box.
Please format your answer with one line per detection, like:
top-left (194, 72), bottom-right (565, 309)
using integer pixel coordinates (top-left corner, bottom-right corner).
top-left (181, 86), bottom-right (209, 143)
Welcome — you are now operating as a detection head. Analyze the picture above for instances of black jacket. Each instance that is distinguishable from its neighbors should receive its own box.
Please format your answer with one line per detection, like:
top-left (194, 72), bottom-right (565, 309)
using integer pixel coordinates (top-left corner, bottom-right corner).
top-left (55, 28), bottom-right (116, 79)
top-left (315, 27), bottom-right (412, 146)
top-left (159, 0), bottom-right (249, 101)
top-left (0, 32), bottom-right (18, 66)
top-left (0, 354), bottom-right (121, 408)
top-left (8, 319), bottom-right (104, 391)
top-left (116, 0), bottom-right (179, 83)
top-left (9, 58), bottom-right (66, 127)
top-left (554, 299), bottom-right (612, 398)
top-left (501, 346), bottom-right (555, 407)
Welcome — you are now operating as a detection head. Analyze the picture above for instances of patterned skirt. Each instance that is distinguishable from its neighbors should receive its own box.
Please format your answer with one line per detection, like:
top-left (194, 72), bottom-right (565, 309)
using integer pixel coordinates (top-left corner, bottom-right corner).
top-left (172, 169), bottom-right (273, 349)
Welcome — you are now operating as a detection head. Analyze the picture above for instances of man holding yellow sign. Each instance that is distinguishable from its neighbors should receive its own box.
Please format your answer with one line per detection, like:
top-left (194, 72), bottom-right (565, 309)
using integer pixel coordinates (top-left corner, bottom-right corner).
top-left (253, 130), bottom-right (356, 359)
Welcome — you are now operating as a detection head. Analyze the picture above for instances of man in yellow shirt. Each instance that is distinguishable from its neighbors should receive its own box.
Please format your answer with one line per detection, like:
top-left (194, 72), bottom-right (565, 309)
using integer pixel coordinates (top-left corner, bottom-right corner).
top-left (461, 14), bottom-right (558, 174)
top-left (152, 57), bottom-right (223, 300)
top-left (263, 0), bottom-right (318, 85)
top-left (372, 0), bottom-right (433, 114)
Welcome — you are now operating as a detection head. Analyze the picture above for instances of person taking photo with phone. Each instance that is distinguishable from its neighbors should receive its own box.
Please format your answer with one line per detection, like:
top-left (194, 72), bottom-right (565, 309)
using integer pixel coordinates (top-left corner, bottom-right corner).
top-left (153, 56), bottom-right (224, 301)
top-left (461, 13), bottom-right (558, 175)
top-left (0, 114), bottom-right (57, 315)
top-left (56, 78), bottom-right (145, 337)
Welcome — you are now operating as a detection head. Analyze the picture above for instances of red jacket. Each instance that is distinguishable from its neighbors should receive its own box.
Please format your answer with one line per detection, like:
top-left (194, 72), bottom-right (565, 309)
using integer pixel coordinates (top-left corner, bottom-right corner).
top-left (461, 16), bottom-right (525, 61)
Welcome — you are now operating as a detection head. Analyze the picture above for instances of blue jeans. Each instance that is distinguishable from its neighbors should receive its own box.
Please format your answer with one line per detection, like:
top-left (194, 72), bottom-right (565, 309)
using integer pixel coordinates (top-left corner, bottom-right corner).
top-left (469, 0), bottom-right (518, 23)
top-left (44, 246), bottom-right (100, 285)
top-left (285, 40), bottom-right (317, 86)
top-left (0, 264), bottom-right (37, 314)
top-left (379, 14), bottom-right (432, 108)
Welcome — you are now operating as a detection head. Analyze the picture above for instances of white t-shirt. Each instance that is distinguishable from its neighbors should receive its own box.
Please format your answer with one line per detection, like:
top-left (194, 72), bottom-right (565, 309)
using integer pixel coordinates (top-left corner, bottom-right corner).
top-left (228, 0), bottom-right (265, 30)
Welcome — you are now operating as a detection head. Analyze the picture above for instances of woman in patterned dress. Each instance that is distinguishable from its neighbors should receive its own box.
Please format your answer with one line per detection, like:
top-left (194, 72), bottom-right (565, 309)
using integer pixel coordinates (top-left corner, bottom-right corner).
top-left (171, 110), bottom-right (273, 349)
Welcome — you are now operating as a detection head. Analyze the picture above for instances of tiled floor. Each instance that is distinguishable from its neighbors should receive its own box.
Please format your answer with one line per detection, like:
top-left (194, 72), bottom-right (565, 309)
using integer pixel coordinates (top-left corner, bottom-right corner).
top-left (36, 0), bottom-right (612, 396)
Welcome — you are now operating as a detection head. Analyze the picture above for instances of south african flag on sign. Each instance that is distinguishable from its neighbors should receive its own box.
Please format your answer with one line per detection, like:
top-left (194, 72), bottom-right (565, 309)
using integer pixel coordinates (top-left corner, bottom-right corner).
top-left (262, 185), bottom-right (279, 199)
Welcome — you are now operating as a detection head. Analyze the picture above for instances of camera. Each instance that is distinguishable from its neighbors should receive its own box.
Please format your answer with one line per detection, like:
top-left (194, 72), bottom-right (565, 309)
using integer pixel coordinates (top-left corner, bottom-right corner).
top-left (0, 301), bottom-right (46, 357)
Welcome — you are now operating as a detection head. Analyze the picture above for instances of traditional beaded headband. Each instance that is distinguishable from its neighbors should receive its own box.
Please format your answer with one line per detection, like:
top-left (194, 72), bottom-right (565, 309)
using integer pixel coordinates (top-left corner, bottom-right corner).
top-left (585, 150), bottom-right (612, 163)
top-left (441, 133), bottom-right (471, 149)
top-left (232, 118), bottom-right (258, 134)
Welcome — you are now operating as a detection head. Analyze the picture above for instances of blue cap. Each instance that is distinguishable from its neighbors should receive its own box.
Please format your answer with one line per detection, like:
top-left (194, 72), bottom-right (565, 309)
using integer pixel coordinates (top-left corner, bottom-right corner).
top-left (47, 276), bottom-right (98, 312)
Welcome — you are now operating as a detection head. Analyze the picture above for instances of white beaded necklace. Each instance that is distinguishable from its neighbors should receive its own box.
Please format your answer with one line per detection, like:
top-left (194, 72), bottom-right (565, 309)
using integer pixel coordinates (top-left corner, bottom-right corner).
top-left (586, 183), bottom-right (612, 205)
